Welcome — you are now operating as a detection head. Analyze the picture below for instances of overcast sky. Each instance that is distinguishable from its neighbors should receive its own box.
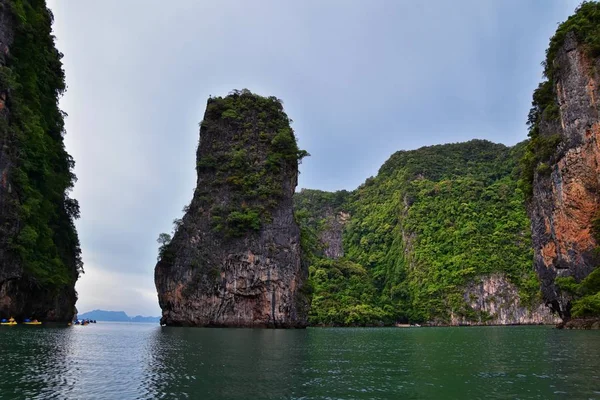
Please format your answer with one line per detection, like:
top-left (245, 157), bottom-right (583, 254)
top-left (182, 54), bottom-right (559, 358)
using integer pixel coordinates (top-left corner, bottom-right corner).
top-left (46, 0), bottom-right (580, 316)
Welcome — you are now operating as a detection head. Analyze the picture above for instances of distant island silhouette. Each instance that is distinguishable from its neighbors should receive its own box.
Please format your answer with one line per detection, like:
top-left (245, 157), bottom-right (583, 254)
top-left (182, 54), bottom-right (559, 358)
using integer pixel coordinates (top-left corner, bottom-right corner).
top-left (78, 310), bottom-right (160, 323)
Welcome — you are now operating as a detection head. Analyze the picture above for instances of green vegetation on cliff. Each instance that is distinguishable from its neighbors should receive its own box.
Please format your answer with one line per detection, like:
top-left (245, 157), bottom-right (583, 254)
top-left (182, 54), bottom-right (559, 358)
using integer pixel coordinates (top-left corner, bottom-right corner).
top-left (308, 258), bottom-right (393, 326)
top-left (522, 1), bottom-right (600, 319)
top-left (520, 1), bottom-right (600, 197)
top-left (543, 1), bottom-right (600, 81)
top-left (297, 140), bottom-right (540, 325)
top-left (295, 189), bottom-right (393, 325)
top-left (0, 0), bottom-right (82, 286)
top-left (556, 268), bottom-right (600, 317)
top-left (196, 89), bottom-right (307, 237)
top-left (156, 89), bottom-right (309, 327)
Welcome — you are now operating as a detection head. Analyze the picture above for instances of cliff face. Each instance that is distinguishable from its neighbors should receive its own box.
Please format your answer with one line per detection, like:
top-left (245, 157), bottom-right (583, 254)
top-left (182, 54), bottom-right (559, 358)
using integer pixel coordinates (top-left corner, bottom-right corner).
top-left (155, 90), bottom-right (309, 327)
top-left (294, 189), bottom-right (349, 260)
top-left (296, 141), bottom-right (555, 326)
top-left (0, 0), bottom-right (81, 322)
top-left (0, 1), bottom-right (19, 283)
top-left (448, 274), bottom-right (558, 326)
top-left (528, 28), bottom-right (600, 319)
top-left (319, 211), bottom-right (348, 259)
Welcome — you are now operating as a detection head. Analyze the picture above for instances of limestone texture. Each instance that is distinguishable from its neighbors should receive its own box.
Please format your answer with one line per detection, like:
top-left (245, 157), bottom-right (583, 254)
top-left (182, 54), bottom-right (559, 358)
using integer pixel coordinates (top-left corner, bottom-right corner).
top-left (155, 91), bottom-right (308, 327)
top-left (529, 32), bottom-right (600, 319)
top-left (449, 274), bottom-right (559, 326)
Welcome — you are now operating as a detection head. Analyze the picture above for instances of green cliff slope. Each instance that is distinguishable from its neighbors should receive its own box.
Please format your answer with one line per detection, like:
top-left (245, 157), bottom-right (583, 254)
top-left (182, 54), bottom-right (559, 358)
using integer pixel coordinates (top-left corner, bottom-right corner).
top-left (296, 140), bottom-right (549, 326)
top-left (0, 0), bottom-right (81, 321)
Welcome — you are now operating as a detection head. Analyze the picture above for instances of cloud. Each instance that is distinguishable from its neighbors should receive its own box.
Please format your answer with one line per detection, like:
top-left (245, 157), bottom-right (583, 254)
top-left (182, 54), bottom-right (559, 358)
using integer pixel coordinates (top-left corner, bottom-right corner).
top-left (75, 264), bottom-right (159, 317)
top-left (46, 0), bottom-right (581, 315)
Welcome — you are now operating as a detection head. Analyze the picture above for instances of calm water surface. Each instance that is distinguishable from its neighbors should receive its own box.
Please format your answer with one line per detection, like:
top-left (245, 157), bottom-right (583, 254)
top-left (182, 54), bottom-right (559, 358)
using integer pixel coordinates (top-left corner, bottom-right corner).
top-left (0, 323), bottom-right (598, 399)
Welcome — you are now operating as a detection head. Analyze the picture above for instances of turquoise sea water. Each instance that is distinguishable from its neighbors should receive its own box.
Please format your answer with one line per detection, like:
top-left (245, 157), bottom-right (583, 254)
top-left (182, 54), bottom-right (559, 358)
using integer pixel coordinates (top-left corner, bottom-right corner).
top-left (0, 323), bottom-right (598, 399)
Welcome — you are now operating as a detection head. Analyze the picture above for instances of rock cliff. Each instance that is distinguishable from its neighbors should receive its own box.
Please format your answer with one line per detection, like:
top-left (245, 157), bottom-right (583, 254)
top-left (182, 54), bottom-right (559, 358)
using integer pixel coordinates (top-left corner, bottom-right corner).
top-left (525, 4), bottom-right (600, 322)
top-left (296, 141), bottom-right (555, 326)
top-left (294, 189), bottom-right (349, 260)
top-left (0, 1), bottom-right (18, 277)
top-left (449, 274), bottom-right (558, 326)
top-left (0, 0), bottom-right (81, 322)
top-left (155, 90), bottom-right (309, 327)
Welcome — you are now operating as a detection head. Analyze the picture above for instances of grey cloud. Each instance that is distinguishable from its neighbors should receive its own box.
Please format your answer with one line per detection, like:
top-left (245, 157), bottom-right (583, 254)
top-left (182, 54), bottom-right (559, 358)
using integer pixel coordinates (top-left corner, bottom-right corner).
top-left (47, 0), bottom-right (580, 315)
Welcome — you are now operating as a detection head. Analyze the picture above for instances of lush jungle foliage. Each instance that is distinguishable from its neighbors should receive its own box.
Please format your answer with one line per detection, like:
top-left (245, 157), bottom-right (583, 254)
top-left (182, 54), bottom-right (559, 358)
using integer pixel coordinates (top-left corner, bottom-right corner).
top-left (196, 89), bottom-right (308, 238)
top-left (294, 189), bottom-right (394, 326)
top-left (308, 258), bottom-right (394, 326)
top-left (556, 268), bottom-right (600, 317)
top-left (520, 1), bottom-right (600, 197)
top-left (296, 140), bottom-right (540, 325)
top-left (0, 0), bottom-right (82, 286)
top-left (294, 189), bottom-right (349, 244)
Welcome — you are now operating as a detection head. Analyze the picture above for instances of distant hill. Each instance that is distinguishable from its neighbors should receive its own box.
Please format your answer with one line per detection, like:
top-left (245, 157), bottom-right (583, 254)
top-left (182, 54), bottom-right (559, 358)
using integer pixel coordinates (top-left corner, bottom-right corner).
top-left (78, 309), bottom-right (160, 323)
top-left (130, 315), bottom-right (161, 323)
top-left (294, 140), bottom-right (554, 326)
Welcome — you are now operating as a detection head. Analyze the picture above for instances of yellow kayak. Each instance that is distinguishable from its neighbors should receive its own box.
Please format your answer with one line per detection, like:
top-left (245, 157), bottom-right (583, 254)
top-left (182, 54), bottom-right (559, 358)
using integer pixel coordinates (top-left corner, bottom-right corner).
top-left (0, 321), bottom-right (17, 326)
top-left (23, 321), bottom-right (42, 325)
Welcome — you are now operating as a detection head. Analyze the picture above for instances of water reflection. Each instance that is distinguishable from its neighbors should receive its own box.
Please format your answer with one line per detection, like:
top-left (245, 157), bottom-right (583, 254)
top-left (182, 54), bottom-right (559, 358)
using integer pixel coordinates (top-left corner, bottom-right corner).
top-left (145, 327), bottom-right (309, 399)
top-left (0, 324), bottom-right (598, 399)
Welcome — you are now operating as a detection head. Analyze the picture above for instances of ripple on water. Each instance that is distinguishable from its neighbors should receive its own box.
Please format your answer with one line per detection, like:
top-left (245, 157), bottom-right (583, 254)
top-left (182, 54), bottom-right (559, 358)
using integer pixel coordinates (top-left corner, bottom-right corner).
top-left (0, 325), bottom-right (599, 399)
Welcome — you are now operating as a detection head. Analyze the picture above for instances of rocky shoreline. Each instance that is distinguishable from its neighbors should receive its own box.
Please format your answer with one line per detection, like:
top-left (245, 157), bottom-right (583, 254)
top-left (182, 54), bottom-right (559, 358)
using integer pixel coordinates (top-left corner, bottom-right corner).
top-left (556, 318), bottom-right (600, 330)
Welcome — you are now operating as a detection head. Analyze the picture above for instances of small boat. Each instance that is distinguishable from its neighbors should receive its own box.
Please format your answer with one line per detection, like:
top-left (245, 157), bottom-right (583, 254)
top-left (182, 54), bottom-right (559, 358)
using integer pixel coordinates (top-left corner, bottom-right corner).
top-left (1, 317), bottom-right (17, 326)
top-left (23, 319), bottom-right (42, 325)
